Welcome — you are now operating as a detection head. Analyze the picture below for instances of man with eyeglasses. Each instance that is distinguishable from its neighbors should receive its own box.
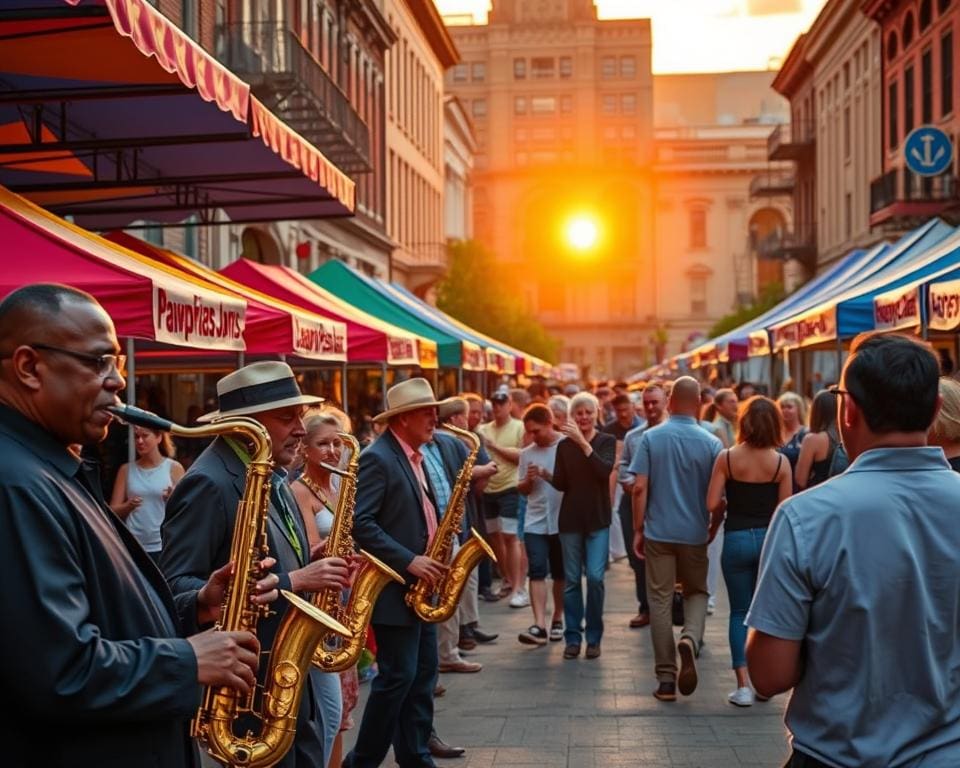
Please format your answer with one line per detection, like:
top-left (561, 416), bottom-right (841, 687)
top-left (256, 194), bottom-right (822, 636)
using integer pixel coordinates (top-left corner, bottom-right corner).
top-left (0, 284), bottom-right (263, 768)
top-left (747, 333), bottom-right (960, 768)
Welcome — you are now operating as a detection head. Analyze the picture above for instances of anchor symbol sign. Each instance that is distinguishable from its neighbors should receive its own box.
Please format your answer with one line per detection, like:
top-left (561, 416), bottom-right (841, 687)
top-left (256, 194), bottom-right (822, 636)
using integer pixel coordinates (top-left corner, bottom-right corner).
top-left (904, 126), bottom-right (954, 177)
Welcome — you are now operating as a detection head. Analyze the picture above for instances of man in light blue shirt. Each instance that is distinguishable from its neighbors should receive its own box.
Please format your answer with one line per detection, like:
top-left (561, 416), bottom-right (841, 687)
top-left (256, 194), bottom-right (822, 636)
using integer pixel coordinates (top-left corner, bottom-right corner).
top-left (747, 333), bottom-right (960, 768)
top-left (630, 377), bottom-right (722, 702)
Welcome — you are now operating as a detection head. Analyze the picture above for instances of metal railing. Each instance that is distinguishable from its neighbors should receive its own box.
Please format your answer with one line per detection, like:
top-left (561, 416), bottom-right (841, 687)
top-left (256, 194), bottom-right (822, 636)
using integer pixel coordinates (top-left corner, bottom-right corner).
top-left (869, 167), bottom-right (959, 213)
top-left (755, 221), bottom-right (816, 260)
top-left (767, 120), bottom-right (815, 160)
top-left (217, 22), bottom-right (370, 169)
top-left (749, 171), bottom-right (795, 198)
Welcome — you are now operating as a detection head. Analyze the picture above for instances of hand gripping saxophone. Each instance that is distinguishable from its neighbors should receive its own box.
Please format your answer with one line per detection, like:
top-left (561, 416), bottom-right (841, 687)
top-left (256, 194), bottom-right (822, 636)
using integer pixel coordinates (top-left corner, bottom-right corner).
top-left (108, 404), bottom-right (351, 768)
top-left (311, 432), bottom-right (404, 672)
top-left (405, 424), bottom-right (497, 623)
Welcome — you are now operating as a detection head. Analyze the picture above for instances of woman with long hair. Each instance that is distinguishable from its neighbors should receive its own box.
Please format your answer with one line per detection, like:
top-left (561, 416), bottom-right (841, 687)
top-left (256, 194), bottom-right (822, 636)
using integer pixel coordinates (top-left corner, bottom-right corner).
top-left (794, 389), bottom-right (841, 490)
top-left (706, 396), bottom-right (792, 707)
top-left (110, 425), bottom-right (184, 562)
top-left (777, 391), bottom-right (808, 478)
top-left (929, 377), bottom-right (960, 471)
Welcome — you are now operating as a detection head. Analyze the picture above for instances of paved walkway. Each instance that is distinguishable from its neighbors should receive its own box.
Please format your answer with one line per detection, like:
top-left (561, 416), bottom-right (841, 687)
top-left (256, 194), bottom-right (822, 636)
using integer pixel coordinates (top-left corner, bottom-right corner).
top-left (344, 558), bottom-right (791, 767)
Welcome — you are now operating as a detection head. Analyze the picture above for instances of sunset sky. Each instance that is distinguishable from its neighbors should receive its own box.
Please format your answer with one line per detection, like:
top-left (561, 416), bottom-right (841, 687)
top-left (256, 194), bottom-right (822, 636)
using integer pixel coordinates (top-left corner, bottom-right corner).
top-left (433, 0), bottom-right (830, 74)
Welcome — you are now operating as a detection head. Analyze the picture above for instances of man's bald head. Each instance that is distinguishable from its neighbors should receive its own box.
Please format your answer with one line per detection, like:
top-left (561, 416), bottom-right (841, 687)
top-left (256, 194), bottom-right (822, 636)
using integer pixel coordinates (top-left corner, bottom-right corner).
top-left (0, 284), bottom-right (98, 351)
top-left (669, 376), bottom-right (701, 417)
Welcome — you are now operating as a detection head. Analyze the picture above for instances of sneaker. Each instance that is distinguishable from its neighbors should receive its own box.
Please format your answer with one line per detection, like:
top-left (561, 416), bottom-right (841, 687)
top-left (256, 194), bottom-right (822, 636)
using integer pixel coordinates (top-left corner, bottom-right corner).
top-left (706, 597), bottom-right (716, 616)
top-left (653, 681), bottom-right (677, 702)
top-left (518, 625), bottom-right (548, 646)
top-left (728, 687), bottom-right (755, 707)
top-left (548, 621), bottom-right (564, 642)
top-left (508, 589), bottom-right (530, 608)
top-left (677, 637), bottom-right (698, 696)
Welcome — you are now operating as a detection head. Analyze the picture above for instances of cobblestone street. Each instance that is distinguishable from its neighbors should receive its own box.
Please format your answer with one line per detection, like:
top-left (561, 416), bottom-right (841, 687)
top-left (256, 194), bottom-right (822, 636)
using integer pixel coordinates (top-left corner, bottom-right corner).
top-left (345, 558), bottom-right (792, 767)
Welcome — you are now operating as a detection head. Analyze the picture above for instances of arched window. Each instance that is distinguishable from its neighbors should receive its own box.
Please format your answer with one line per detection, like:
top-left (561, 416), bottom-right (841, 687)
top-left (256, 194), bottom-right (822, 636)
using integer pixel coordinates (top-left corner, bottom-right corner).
top-left (920, 0), bottom-right (932, 30)
top-left (903, 12), bottom-right (915, 47)
top-left (938, 0), bottom-right (951, 14)
top-left (887, 31), bottom-right (899, 61)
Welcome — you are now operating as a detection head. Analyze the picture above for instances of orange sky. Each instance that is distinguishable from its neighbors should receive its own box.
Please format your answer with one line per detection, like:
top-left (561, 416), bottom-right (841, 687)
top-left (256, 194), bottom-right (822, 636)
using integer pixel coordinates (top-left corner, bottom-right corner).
top-left (434, 0), bottom-right (829, 74)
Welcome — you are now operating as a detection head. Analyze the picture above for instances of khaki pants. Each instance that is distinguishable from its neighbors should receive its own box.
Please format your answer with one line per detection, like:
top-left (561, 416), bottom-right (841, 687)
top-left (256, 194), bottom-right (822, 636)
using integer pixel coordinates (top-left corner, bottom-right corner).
top-left (438, 541), bottom-right (480, 663)
top-left (644, 539), bottom-right (709, 683)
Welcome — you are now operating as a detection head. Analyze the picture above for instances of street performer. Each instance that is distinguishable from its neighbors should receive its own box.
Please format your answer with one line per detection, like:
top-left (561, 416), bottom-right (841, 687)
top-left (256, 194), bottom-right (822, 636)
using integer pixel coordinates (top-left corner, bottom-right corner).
top-left (0, 284), bottom-right (263, 768)
top-left (162, 361), bottom-right (352, 768)
top-left (342, 378), bottom-right (451, 768)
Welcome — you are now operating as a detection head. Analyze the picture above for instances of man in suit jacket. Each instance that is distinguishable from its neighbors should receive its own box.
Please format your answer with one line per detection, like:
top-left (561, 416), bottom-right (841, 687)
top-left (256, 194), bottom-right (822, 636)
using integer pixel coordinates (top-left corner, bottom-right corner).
top-left (162, 361), bottom-right (351, 768)
top-left (343, 378), bottom-right (452, 768)
top-left (0, 285), bottom-right (259, 768)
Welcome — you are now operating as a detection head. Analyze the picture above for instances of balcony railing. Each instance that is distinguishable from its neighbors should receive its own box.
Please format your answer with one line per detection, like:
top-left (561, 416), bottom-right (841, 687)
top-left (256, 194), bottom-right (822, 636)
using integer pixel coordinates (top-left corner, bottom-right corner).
top-left (217, 22), bottom-right (371, 173)
top-left (754, 221), bottom-right (817, 264)
top-left (749, 171), bottom-right (795, 199)
top-left (767, 121), bottom-right (815, 162)
top-left (869, 167), bottom-right (959, 219)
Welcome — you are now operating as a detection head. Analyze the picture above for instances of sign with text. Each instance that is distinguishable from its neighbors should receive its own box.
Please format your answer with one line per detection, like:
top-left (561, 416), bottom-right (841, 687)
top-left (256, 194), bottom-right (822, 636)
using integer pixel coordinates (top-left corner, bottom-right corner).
top-left (748, 330), bottom-right (771, 357)
top-left (771, 321), bottom-right (799, 352)
top-left (386, 335), bottom-right (419, 366)
top-left (291, 313), bottom-right (347, 361)
top-left (873, 285), bottom-right (921, 332)
top-left (152, 283), bottom-right (246, 350)
top-left (418, 339), bottom-right (439, 369)
top-left (929, 278), bottom-right (960, 331)
top-left (461, 342), bottom-right (486, 371)
top-left (796, 308), bottom-right (836, 347)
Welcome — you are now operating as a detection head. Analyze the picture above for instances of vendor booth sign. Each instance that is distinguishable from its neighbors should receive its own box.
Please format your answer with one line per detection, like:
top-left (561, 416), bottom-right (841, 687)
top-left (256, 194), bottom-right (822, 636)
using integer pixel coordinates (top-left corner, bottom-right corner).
top-left (873, 286), bottom-right (921, 332)
top-left (292, 314), bottom-right (347, 361)
top-left (153, 284), bottom-right (246, 351)
top-left (929, 278), bottom-right (960, 331)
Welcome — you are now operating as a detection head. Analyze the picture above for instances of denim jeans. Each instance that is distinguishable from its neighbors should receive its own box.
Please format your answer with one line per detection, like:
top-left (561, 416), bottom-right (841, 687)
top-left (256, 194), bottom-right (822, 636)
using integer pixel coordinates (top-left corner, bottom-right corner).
top-left (720, 526), bottom-right (767, 669)
top-left (559, 527), bottom-right (609, 646)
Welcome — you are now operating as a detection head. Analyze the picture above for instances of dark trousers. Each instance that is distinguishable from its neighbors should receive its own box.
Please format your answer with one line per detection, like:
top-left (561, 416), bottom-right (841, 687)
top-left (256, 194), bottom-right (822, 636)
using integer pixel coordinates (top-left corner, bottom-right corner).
top-left (784, 750), bottom-right (833, 768)
top-left (343, 622), bottom-right (438, 768)
top-left (618, 496), bottom-right (648, 612)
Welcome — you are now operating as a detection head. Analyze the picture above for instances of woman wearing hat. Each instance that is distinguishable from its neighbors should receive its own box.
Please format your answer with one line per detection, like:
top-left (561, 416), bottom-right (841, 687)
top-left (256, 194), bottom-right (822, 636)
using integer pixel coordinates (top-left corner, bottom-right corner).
top-left (161, 361), bottom-right (353, 768)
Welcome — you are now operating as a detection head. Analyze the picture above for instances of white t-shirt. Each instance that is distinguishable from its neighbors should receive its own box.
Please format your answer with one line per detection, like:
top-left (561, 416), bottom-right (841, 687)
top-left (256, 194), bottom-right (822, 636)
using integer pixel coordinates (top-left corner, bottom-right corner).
top-left (517, 440), bottom-right (563, 535)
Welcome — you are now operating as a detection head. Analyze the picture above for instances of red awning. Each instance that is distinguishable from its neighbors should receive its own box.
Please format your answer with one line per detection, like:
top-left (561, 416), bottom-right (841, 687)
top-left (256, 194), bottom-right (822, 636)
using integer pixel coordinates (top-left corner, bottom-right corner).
top-left (0, 0), bottom-right (355, 227)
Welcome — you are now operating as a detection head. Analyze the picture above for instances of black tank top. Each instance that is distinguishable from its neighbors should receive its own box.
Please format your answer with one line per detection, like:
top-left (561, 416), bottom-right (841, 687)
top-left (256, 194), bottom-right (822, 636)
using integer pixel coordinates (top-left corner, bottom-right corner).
top-left (808, 433), bottom-right (839, 488)
top-left (724, 450), bottom-right (782, 531)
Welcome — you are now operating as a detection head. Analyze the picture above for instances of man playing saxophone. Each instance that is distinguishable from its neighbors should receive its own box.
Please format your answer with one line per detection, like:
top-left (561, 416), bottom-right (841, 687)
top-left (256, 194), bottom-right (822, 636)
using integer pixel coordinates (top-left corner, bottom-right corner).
top-left (162, 361), bottom-right (352, 768)
top-left (342, 378), bottom-right (451, 768)
top-left (0, 285), bottom-right (263, 768)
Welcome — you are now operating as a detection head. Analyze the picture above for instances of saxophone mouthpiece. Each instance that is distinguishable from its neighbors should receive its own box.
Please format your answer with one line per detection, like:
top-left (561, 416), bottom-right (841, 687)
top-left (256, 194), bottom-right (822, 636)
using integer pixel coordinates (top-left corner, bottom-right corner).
top-left (106, 404), bottom-right (175, 432)
top-left (319, 462), bottom-right (350, 478)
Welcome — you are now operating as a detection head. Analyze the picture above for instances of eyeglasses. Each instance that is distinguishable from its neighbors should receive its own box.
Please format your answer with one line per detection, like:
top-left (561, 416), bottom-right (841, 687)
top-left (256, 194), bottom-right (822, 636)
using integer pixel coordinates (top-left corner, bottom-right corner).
top-left (30, 344), bottom-right (127, 379)
top-left (826, 385), bottom-right (850, 397)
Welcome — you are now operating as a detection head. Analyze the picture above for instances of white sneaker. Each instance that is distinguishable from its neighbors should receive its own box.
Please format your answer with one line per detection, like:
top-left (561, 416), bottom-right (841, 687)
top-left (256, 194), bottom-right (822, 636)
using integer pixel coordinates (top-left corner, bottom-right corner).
top-left (706, 597), bottom-right (716, 616)
top-left (728, 687), bottom-right (755, 707)
top-left (508, 589), bottom-right (530, 608)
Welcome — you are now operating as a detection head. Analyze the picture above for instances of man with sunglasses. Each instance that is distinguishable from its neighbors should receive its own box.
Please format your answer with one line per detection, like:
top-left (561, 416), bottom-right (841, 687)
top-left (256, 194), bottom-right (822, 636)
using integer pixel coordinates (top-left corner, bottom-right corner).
top-left (747, 333), bottom-right (960, 768)
top-left (0, 284), bottom-right (262, 768)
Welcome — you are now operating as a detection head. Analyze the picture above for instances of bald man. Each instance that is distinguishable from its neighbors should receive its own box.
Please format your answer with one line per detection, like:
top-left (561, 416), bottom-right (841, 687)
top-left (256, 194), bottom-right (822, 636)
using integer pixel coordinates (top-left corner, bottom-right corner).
top-left (0, 284), bottom-right (264, 768)
top-left (629, 376), bottom-right (722, 703)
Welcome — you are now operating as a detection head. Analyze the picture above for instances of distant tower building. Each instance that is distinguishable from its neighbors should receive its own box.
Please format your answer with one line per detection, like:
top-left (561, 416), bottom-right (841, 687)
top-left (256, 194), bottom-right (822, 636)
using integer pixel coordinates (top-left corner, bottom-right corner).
top-left (444, 0), bottom-right (655, 379)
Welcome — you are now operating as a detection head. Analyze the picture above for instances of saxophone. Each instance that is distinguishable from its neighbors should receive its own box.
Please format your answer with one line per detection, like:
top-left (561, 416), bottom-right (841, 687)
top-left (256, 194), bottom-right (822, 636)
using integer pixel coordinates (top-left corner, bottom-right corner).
top-left (405, 423), bottom-right (497, 623)
top-left (108, 404), bottom-right (351, 768)
top-left (311, 432), bottom-right (404, 672)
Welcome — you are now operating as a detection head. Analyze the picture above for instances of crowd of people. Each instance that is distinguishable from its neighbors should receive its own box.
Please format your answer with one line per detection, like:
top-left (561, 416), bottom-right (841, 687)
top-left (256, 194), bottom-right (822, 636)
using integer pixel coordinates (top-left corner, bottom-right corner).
top-left (3, 282), bottom-right (960, 768)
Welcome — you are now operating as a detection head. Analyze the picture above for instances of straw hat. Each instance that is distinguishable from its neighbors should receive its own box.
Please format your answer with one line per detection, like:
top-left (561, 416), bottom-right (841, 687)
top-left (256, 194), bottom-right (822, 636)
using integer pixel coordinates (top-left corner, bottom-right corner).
top-left (198, 361), bottom-right (323, 423)
top-left (373, 378), bottom-right (446, 424)
top-left (438, 397), bottom-right (468, 421)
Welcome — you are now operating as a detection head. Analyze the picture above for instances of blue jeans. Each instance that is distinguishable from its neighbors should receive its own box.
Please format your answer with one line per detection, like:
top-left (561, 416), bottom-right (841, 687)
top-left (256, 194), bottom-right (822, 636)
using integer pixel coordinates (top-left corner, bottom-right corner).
top-left (559, 527), bottom-right (609, 646)
top-left (720, 526), bottom-right (767, 669)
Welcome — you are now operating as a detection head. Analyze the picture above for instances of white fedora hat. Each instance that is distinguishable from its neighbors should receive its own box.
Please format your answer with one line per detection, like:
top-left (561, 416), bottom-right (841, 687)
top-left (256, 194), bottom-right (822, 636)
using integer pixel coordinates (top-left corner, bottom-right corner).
top-left (198, 361), bottom-right (323, 423)
top-left (373, 377), bottom-right (447, 424)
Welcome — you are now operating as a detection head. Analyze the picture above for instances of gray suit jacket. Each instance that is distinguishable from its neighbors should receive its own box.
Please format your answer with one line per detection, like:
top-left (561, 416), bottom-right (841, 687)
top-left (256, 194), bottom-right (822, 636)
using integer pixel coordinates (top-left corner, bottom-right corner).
top-left (161, 437), bottom-right (324, 768)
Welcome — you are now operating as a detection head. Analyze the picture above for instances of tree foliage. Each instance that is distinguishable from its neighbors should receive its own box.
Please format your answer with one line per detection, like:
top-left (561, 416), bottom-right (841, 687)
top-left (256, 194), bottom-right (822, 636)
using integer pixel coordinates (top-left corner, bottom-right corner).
top-left (708, 281), bottom-right (786, 339)
top-left (436, 240), bottom-right (560, 363)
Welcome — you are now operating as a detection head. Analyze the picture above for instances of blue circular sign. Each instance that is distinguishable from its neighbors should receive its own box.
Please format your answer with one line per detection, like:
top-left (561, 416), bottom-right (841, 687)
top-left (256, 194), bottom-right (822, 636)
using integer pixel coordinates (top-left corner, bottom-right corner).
top-left (904, 126), bottom-right (954, 177)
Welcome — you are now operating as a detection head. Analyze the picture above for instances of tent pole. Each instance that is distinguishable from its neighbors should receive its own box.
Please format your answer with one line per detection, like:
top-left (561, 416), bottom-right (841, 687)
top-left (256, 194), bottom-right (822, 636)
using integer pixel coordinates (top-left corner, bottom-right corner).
top-left (457, 367), bottom-right (464, 394)
top-left (381, 363), bottom-right (388, 410)
top-left (341, 362), bottom-right (349, 416)
top-left (237, 351), bottom-right (245, 369)
top-left (126, 337), bottom-right (136, 467)
top-left (836, 337), bottom-right (843, 376)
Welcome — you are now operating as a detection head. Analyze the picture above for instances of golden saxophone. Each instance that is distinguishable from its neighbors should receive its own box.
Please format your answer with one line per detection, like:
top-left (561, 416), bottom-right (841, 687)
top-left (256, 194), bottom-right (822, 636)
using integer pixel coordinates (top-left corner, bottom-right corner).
top-left (311, 432), bottom-right (404, 672)
top-left (405, 423), bottom-right (497, 623)
top-left (109, 404), bottom-right (351, 768)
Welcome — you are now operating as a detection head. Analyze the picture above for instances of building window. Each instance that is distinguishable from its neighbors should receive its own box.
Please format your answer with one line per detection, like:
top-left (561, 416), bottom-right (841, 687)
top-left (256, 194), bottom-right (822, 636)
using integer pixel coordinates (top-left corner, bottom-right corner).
top-left (920, 0), bottom-right (932, 31)
top-left (844, 105), bottom-right (851, 159)
top-left (472, 62), bottom-right (486, 82)
top-left (181, 0), bottom-right (197, 38)
top-left (620, 55), bottom-right (636, 79)
top-left (622, 124), bottom-right (636, 140)
top-left (603, 125), bottom-right (618, 140)
top-left (621, 93), bottom-right (637, 114)
top-left (514, 96), bottom-right (527, 115)
top-left (905, 63), bottom-right (915, 133)
top-left (453, 64), bottom-right (468, 82)
top-left (940, 0), bottom-right (952, 13)
top-left (887, 31), bottom-right (899, 61)
top-left (531, 126), bottom-right (556, 141)
top-left (845, 193), bottom-right (853, 239)
top-left (559, 56), bottom-right (573, 78)
top-left (689, 209), bottom-right (707, 249)
top-left (601, 56), bottom-right (616, 79)
top-left (601, 94), bottom-right (617, 113)
top-left (889, 80), bottom-right (899, 149)
top-left (472, 99), bottom-right (487, 118)
top-left (903, 12), bottom-right (914, 47)
top-left (531, 57), bottom-right (555, 79)
top-left (689, 275), bottom-right (707, 315)
top-left (531, 96), bottom-right (556, 114)
top-left (943, 31), bottom-right (954, 116)
top-left (514, 127), bottom-right (527, 142)
top-left (922, 48), bottom-right (933, 123)
top-left (514, 58), bottom-right (526, 79)
top-left (560, 95), bottom-right (573, 113)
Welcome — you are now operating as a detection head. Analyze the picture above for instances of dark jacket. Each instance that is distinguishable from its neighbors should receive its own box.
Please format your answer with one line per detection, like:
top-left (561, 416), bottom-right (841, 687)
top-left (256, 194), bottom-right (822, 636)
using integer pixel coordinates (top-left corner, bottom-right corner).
top-left (551, 431), bottom-right (617, 535)
top-left (0, 404), bottom-right (199, 768)
top-left (161, 437), bottom-right (325, 768)
top-left (352, 429), bottom-right (442, 626)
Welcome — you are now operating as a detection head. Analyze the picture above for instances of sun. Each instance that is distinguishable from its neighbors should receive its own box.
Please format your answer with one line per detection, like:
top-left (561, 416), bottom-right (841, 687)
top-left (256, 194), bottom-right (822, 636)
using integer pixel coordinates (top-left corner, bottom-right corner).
top-left (565, 215), bottom-right (600, 251)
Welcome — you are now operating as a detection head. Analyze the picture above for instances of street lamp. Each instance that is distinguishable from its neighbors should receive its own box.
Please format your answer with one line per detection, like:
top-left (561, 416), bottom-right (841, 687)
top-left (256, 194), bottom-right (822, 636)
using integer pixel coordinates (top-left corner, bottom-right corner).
top-left (564, 214), bottom-right (599, 252)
